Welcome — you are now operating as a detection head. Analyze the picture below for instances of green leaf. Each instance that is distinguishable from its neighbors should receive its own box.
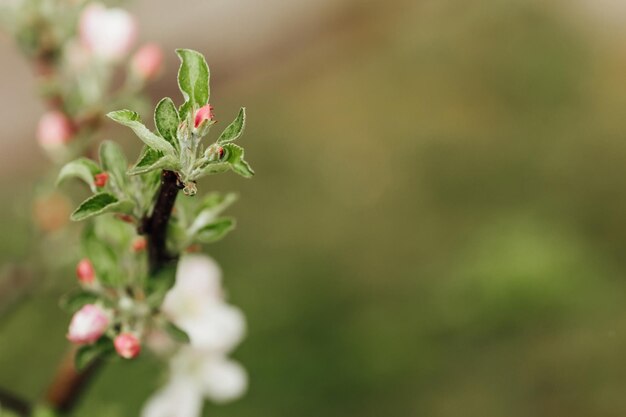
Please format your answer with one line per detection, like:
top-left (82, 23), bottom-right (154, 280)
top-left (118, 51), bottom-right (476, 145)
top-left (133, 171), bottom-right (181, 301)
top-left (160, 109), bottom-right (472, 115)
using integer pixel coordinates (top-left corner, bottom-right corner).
top-left (195, 162), bottom-right (230, 178)
top-left (146, 264), bottom-right (177, 307)
top-left (154, 97), bottom-right (180, 150)
top-left (71, 193), bottom-right (134, 221)
top-left (176, 49), bottom-right (209, 110)
top-left (163, 321), bottom-right (190, 344)
top-left (179, 100), bottom-right (192, 120)
top-left (75, 337), bottom-right (114, 371)
top-left (99, 141), bottom-right (128, 191)
top-left (107, 110), bottom-right (176, 156)
top-left (32, 406), bottom-right (58, 417)
top-left (196, 192), bottom-right (238, 216)
top-left (82, 223), bottom-right (119, 286)
top-left (194, 217), bottom-right (236, 244)
top-left (188, 193), bottom-right (238, 235)
top-left (223, 143), bottom-right (255, 178)
top-left (60, 290), bottom-right (100, 313)
top-left (218, 107), bottom-right (246, 143)
top-left (56, 158), bottom-right (102, 193)
top-left (129, 147), bottom-right (179, 175)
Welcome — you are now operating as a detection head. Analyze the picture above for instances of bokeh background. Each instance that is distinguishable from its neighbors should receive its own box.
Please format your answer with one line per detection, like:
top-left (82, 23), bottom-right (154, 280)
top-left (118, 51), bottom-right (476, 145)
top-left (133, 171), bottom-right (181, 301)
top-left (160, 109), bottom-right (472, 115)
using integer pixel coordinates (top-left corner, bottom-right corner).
top-left (3, 0), bottom-right (626, 415)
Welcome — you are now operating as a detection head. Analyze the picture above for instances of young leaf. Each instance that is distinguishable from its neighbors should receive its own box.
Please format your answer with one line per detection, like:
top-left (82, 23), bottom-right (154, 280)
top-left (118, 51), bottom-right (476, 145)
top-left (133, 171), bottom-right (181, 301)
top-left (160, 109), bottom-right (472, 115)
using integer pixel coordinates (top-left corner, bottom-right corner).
top-left (194, 162), bottom-right (231, 178)
top-left (188, 193), bottom-right (238, 235)
top-left (196, 192), bottom-right (238, 216)
top-left (163, 321), bottom-right (190, 344)
top-left (194, 217), bottom-right (236, 244)
top-left (70, 193), bottom-right (134, 221)
top-left (129, 147), bottom-right (179, 175)
top-left (176, 49), bottom-right (209, 110)
top-left (32, 406), bottom-right (58, 417)
top-left (82, 223), bottom-right (120, 286)
top-left (60, 290), bottom-right (100, 313)
top-left (107, 110), bottom-right (176, 156)
top-left (99, 141), bottom-right (128, 190)
top-left (145, 264), bottom-right (177, 307)
top-left (154, 97), bottom-right (180, 150)
top-left (56, 158), bottom-right (102, 193)
top-left (223, 143), bottom-right (255, 178)
top-left (75, 337), bottom-right (114, 370)
top-left (179, 100), bottom-right (192, 121)
top-left (218, 107), bottom-right (246, 143)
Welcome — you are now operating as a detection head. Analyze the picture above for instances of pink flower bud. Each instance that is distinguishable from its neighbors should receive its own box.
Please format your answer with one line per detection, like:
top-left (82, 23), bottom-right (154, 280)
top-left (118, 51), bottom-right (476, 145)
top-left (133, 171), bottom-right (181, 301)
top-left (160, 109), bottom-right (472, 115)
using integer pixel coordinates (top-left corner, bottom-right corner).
top-left (131, 44), bottom-right (163, 80)
top-left (79, 3), bottom-right (137, 61)
top-left (76, 258), bottom-right (95, 284)
top-left (132, 237), bottom-right (147, 252)
top-left (67, 304), bottom-right (109, 344)
top-left (37, 111), bottom-right (74, 149)
top-left (94, 172), bottom-right (109, 188)
top-left (194, 104), bottom-right (214, 128)
top-left (114, 332), bottom-right (141, 359)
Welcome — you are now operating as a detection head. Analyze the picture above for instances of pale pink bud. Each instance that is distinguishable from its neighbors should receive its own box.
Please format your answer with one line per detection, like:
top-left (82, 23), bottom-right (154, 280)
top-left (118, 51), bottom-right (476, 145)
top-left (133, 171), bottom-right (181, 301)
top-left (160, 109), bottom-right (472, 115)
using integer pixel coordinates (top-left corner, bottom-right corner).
top-left (37, 111), bottom-right (74, 149)
top-left (79, 3), bottom-right (137, 61)
top-left (194, 104), bottom-right (214, 128)
top-left (132, 237), bottom-right (147, 252)
top-left (67, 304), bottom-right (109, 344)
top-left (114, 332), bottom-right (141, 359)
top-left (94, 172), bottom-right (109, 188)
top-left (131, 44), bottom-right (163, 80)
top-left (76, 258), bottom-right (95, 284)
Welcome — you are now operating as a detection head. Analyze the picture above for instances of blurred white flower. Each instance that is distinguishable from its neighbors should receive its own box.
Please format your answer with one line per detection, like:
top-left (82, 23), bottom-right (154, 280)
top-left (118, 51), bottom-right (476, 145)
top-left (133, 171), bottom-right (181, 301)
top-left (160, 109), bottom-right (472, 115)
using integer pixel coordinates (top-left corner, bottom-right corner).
top-left (141, 376), bottom-right (202, 417)
top-left (79, 3), bottom-right (137, 61)
top-left (142, 255), bottom-right (248, 417)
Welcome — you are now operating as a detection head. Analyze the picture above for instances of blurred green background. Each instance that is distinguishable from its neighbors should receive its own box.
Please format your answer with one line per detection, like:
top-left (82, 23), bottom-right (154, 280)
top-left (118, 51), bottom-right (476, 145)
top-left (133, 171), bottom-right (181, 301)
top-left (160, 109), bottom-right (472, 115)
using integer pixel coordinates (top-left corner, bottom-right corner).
top-left (4, 0), bottom-right (626, 415)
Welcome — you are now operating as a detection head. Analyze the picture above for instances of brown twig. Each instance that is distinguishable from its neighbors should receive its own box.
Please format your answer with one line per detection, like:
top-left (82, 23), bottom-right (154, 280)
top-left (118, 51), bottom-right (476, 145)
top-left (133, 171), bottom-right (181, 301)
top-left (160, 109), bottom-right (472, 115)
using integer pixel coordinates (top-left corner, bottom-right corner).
top-left (43, 349), bottom-right (102, 414)
top-left (141, 170), bottom-right (184, 275)
top-left (0, 387), bottom-right (31, 416)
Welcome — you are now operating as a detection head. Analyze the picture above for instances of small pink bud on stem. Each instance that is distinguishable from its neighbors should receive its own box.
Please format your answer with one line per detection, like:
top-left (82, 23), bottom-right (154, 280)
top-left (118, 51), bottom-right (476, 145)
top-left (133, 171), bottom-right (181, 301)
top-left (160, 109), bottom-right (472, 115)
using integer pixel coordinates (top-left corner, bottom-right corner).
top-left (132, 237), bottom-right (147, 252)
top-left (116, 214), bottom-right (135, 224)
top-left (67, 304), bottom-right (109, 344)
top-left (114, 333), bottom-right (141, 359)
top-left (37, 111), bottom-right (74, 150)
top-left (76, 258), bottom-right (95, 284)
top-left (194, 104), bottom-right (215, 128)
top-left (131, 44), bottom-right (163, 80)
top-left (94, 172), bottom-right (109, 188)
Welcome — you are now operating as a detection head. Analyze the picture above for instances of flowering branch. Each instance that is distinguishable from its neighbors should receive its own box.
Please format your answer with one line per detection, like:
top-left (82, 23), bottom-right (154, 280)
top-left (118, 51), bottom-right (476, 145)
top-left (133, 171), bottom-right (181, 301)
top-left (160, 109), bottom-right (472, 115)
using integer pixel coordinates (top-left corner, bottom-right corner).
top-left (1, 3), bottom-right (252, 417)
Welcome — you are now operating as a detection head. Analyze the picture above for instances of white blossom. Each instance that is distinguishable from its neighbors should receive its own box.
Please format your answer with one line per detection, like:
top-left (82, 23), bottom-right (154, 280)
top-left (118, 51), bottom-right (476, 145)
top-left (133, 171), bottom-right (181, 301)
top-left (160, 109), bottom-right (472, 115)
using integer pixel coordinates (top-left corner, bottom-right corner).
top-left (79, 3), bottom-right (137, 61)
top-left (142, 255), bottom-right (248, 417)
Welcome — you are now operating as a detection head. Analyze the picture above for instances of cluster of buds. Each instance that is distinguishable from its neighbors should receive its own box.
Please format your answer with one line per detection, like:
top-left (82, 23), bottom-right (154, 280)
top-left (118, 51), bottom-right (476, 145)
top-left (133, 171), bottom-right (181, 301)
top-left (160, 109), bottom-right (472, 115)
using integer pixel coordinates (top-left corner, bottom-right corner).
top-left (36, 2), bottom-right (163, 158)
top-left (67, 258), bottom-right (145, 359)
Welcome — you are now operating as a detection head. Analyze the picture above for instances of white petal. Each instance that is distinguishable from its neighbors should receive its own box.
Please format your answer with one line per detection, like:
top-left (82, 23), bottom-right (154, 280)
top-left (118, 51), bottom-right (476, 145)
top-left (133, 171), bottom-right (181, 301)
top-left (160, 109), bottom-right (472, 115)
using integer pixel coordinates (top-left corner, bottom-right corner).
top-left (141, 377), bottom-right (203, 417)
top-left (178, 303), bottom-right (246, 353)
top-left (79, 3), bottom-right (136, 60)
top-left (162, 255), bottom-right (224, 320)
top-left (176, 254), bottom-right (223, 297)
top-left (200, 357), bottom-right (248, 404)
